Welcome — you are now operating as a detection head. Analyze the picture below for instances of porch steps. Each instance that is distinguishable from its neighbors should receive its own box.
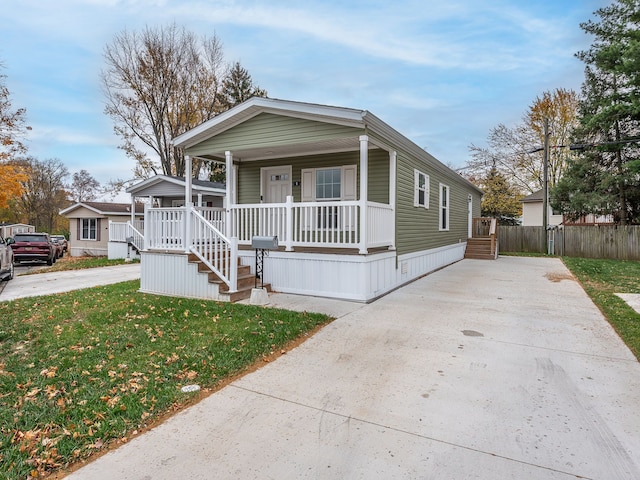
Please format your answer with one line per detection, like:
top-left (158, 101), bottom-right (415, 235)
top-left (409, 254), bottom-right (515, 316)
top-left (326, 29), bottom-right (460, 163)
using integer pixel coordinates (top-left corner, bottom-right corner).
top-left (464, 237), bottom-right (497, 260)
top-left (188, 254), bottom-right (271, 302)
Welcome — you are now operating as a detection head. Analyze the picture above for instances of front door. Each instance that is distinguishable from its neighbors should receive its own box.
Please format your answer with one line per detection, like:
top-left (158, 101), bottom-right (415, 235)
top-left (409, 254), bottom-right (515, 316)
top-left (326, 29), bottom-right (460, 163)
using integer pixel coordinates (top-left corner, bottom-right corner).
top-left (262, 166), bottom-right (292, 203)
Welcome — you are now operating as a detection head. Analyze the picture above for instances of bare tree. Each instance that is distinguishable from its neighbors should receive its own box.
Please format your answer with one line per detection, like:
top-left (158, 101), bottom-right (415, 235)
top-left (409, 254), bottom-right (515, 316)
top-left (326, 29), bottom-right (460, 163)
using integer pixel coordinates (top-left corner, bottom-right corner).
top-left (69, 169), bottom-right (100, 202)
top-left (467, 88), bottom-right (580, 194)
top-left (102, 24), bottom-right (227, 179)
top-left (14, 157), bottom-right (69, 232)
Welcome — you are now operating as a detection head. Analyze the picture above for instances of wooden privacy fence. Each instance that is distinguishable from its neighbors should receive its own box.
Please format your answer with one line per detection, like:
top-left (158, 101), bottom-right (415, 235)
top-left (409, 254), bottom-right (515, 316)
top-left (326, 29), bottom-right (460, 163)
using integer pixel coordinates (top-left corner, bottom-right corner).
top-left (499, 225), bottom-right (640, 260)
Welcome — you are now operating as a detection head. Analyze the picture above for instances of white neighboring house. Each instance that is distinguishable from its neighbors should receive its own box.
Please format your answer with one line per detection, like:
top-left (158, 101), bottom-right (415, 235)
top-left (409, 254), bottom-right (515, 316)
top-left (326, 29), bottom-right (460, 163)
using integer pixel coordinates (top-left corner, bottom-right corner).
top-left (0, 223), bottom-right (35, 238)
top-left (60, 202), bottom-right (144, 258)
top-left (520, 190), bottom-right (563, 227)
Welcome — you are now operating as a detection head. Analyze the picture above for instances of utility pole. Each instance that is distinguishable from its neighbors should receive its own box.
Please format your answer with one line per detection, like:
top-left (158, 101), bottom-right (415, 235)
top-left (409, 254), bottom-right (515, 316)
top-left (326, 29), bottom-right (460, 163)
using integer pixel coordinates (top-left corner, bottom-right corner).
top-left (543, 117), bottom-right (550, 254)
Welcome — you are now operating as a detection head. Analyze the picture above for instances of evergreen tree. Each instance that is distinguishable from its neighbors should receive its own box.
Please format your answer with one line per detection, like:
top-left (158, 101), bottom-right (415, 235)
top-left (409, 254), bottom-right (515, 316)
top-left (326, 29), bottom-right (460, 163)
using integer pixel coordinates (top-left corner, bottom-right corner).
top-left (555, 0), bottom-right (640, 224)
top-left (219, 61), bottom-right (267, 111)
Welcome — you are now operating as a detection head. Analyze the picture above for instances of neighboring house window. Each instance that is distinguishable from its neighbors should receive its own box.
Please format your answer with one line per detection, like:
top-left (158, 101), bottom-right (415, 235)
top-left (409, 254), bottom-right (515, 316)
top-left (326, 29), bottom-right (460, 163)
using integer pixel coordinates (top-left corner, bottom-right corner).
top-left (414, 170), bottom-right (429, 208)
top-left (81, 218), bottom-right (98, 240)
top-left (439, 184), bottom-right (450, 231)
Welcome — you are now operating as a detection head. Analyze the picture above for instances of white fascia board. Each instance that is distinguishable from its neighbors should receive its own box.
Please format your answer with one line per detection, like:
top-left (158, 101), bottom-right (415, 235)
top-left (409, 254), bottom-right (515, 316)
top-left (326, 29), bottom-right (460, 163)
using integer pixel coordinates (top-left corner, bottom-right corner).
top-left (59, 202), bottom-right (102, 216)
top-left (172, 97), bottom-right (367, 149)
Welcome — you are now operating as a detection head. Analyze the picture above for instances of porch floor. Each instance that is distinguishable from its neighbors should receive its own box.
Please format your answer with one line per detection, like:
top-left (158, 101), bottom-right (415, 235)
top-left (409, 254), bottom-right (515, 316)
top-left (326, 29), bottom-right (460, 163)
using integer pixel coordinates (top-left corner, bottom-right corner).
top-left (238, 245), bottom-right (393, 256)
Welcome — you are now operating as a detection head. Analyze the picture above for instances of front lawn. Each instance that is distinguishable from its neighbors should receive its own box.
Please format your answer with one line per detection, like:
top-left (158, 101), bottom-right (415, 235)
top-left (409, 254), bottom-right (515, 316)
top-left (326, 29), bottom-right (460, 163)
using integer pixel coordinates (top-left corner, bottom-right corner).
top-left (562, 257), bottom-right (640, 360)
top-left (0, 281), bottom-right (330, 478)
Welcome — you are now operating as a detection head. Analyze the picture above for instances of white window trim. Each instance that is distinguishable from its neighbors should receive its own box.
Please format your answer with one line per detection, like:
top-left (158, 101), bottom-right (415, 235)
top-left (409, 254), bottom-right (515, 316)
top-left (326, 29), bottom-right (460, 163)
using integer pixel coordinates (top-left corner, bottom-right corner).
top-left (81, 218), bottom-right (98, 241)
top-left (439, 183), bottom-right (450, 231)
top-left (301, 165), bottom-right (357, 202)
top-left (414, 169), bottom-right (429, 208)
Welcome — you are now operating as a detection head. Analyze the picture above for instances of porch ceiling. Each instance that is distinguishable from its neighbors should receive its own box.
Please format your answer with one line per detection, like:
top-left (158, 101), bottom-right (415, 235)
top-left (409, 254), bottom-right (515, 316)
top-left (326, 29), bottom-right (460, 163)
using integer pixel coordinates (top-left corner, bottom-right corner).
top-left (200, 137), bottom-right (384, 162)
top-left (198, 136), bottom-right (382, 163)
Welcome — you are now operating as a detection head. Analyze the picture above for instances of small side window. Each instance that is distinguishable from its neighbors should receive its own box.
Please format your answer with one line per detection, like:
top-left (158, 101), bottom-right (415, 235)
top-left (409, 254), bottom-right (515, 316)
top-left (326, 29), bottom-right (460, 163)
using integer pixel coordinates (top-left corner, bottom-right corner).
top-left (414, 170), bottom-right (429, 208)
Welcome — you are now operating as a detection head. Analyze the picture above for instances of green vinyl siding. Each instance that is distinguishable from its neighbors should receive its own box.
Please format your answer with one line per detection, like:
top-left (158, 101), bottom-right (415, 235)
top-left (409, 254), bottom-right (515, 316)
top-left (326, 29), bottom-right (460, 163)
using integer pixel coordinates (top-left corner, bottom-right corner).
top-left (236, 149), bottom-right (390, 204)
top-left (187, 113), bottom-right (361, 157)
top-left (395, 153), bottom-right (478, 255)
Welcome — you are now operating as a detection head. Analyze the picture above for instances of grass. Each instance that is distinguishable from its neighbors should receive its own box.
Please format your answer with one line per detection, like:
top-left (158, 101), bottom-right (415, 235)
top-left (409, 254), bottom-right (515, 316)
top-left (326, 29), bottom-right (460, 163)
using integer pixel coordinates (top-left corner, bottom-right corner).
top-left (19, 256), bottom-right (139, 275)
top-left (0, 282), bottom-right (330, 479)
top-left (562, 256), bottom-right (640, 360)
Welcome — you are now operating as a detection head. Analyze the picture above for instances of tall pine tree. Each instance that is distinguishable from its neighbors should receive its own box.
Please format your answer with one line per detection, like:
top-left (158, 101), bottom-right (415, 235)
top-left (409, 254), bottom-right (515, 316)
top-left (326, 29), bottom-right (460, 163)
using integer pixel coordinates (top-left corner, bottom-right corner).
top-left (555, 0), bottom-right (640, 224)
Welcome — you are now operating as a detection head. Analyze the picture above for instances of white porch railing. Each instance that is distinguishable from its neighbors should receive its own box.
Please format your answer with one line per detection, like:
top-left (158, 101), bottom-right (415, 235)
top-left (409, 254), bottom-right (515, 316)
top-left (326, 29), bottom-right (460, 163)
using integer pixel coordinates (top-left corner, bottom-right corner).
top-left (143, 206), bottom-right (237, 292)
top-left (144, 200), bottom-right (394, 254)
top-left (190, 209), bottom-right (238, 292)
top-left (109, 221), bottom-right (145, 251)
top-left (143, 198), bottom-right (393, 261)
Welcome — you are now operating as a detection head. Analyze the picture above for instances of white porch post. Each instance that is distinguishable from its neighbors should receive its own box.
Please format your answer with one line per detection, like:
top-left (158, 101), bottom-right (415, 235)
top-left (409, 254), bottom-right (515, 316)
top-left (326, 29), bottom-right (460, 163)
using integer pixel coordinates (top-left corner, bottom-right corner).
top-left (143, 202), bottom-right (150, 251)
top-left (130, 195), bottom-right (135, 225)
top-left (359, 135), bottom-right (369, 254)
top-left (197, 193), bottom-right (202, 207)
top-left (225, 151), bottom-right (234, 237)
top-left (285, 195), bottom-right (294, 251)
top-left (184, 155), bottom-right (193, 254)
top-left (389, 150), bottom-right (397, 250)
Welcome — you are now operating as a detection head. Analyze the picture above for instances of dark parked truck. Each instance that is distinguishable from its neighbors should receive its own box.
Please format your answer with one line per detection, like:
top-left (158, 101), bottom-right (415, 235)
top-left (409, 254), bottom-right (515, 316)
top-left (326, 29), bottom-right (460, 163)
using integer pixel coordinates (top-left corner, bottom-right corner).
top-left (0, 233), bottom-right (14, 281)
top-left (10, 232), bottom-right (56, 265)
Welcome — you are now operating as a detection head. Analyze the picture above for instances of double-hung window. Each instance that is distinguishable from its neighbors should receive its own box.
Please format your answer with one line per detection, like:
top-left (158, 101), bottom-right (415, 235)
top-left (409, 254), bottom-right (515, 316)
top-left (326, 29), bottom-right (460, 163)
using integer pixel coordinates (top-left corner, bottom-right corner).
top-left (81, 218), bottom-right (98, 240)
top-left (439, 184), bottom-right (450, 231)
top-left (414, 170), bottom-right (429, 208)
top-left (301, 165), bottom-right (357, 230)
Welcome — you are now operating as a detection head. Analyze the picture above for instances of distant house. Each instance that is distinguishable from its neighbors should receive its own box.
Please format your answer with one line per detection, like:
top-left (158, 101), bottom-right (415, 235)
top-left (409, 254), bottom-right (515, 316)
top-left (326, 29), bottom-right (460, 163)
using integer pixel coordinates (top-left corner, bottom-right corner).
top-left (520, 190), bottom-right (563, 227)
top-left (0, 223), bottom-right (35, 238)
top-left (59, 202), bottom-right (144, 257)
top-left (126, 175), bottom-right (225, 208)
top-left (521, 189), bottom-right (614, 226)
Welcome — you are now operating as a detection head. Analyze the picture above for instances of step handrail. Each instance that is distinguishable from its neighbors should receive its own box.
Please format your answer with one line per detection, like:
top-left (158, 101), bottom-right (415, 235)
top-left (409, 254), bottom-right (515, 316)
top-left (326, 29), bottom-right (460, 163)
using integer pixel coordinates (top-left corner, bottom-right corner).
top-left (189, 208), bottom-right (238, 293)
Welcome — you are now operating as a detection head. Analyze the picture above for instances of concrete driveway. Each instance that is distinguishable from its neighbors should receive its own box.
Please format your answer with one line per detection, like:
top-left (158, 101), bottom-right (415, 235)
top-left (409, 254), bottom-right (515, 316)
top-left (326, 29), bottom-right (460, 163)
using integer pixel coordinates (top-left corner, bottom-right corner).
top-left (55, 257), bottom-right (640, 479)
top-left (0, 263), bottom-right (141, 301)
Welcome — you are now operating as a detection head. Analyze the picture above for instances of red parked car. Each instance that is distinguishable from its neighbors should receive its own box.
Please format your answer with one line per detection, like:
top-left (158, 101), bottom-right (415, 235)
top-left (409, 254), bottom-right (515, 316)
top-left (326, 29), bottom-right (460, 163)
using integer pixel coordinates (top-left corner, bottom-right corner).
top-left (9, 232), bottom-right (56, 266)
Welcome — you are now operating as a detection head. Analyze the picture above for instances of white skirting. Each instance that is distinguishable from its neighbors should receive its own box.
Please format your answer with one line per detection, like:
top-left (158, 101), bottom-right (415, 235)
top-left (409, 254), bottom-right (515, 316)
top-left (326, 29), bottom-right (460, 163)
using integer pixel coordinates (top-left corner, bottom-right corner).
top-left (138, 243), bottom-right (466, 303)
top-left (139, 251), bottom-right (221, 300)
top-left (239, 242), bottom-right (466, 302)
top-left (107, 241), bottom-right (141, 260)
top-left (70, 246), bottom-right (108, 257)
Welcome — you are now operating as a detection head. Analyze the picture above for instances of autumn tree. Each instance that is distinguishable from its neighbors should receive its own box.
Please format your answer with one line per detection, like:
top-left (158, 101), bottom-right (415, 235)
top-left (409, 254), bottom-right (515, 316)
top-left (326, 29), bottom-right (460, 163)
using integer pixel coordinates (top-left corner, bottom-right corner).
top-left (14, 157), bottom-right (69, 232)
top-left (553, 0), bottom-right (640, 224)
top-left (68, 169), bottom-right (100, 202)
top-left (0, 63), bottom-right (30, 210)
top-left (467, 88), bottom-right (580, 195)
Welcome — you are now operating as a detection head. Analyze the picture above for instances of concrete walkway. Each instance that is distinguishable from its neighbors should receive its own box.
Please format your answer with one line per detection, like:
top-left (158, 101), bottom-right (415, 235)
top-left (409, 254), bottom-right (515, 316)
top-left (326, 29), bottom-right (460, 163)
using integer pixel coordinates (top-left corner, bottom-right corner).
top-left (57, 256), bottom-right (640, 480)
top-left (0, 263), bottom-right (141, 301)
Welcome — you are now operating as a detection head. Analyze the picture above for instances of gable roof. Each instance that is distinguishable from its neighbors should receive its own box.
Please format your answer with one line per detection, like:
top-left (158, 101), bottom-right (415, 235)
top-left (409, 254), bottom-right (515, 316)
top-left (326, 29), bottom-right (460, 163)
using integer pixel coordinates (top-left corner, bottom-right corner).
top-left (521, 190), bottom-right (544, 203)
top-left (126, 175), bottom-right (225, 195)
top-left (59, 202), bottom-right (145, 216)
top-left (172, 97), bottom-right (484, 195)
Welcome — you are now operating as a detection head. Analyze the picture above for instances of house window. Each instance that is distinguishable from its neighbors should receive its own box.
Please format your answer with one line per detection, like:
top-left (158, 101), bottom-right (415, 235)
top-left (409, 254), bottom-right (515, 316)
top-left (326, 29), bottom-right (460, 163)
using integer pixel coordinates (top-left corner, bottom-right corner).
top-left (414, 170), bottom-right (429, 208)
top-left (439, 184), bottom-right (450, 231)
top-left (316, 168), bottom-right (342, 200)
top-left (301, 165), bottom-right (357, 231)
top-left (81, 218), bottom-right (97, 240)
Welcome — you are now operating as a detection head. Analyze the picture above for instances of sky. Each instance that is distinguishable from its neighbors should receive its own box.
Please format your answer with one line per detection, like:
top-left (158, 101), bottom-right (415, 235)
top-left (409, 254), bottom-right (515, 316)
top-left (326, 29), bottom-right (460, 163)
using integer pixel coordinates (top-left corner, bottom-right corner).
top-left (0, 0), bottom-right (610, 199)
